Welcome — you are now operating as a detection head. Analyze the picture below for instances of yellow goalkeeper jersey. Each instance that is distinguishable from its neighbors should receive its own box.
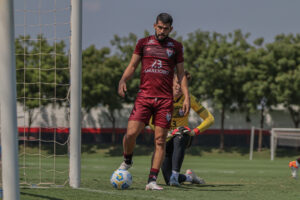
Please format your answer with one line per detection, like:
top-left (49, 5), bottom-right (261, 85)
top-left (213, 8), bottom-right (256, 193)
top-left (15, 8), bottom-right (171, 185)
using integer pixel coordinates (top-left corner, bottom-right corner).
top-left (170, 94), bottom-right (214, 133)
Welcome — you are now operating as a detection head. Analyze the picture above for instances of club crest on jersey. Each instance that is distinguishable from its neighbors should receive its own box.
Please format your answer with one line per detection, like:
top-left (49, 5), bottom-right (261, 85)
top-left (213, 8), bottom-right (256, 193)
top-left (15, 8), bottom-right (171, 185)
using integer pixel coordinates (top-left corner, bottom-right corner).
top-left (166, 112), bottom-right (172, 122)
top-left (166, 48), bottom-right (174, 57)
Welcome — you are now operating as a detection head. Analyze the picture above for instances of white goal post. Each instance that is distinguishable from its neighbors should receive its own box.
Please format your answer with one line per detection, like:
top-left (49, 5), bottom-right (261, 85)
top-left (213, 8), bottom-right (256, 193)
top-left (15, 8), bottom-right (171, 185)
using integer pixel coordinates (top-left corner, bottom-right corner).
top-left (69, 0), bottom-right (83, 189)
top-left (249, 126), bottom-right (268, 160)
top-left (270, 128), bottom-right (300, 160)
top-left (249, 126), bottom-right (255, 160)
top-left (0, 1), bottom-right (82, 198)
top-left (0, 0), bottom-right (20, 199)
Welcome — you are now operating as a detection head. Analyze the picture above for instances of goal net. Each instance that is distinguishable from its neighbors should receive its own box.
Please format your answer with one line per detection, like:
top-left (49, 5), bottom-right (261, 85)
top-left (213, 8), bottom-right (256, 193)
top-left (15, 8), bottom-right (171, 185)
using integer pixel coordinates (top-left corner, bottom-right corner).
top-left (14, 0), bottom-right (71, 187)
top-left (270, 128), bottom-right (300, 160)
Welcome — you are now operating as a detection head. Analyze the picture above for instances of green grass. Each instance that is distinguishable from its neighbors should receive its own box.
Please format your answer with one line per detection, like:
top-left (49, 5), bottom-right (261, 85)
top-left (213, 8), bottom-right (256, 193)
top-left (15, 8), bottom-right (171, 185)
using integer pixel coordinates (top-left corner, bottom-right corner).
top-left (19, 145), bottom-right (300, 200)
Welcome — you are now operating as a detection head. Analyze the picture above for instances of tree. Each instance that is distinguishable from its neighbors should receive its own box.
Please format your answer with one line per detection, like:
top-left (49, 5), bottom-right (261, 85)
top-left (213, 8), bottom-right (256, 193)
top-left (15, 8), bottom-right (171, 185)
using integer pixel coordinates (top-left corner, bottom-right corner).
top-left (15, 35), bottom-right (68, 138)
top-left (110, 33), bottom-right (140, 102)
top-left (184, 30), bottom-right (250, 150)
top-left (82, 45), bottom-right (111, 111)
top-left (241, 37), bottom-right (279, 151)
top-left (82, 32), bottom-right (142, 143)
top-left (82, 45), bottom-right (124, 143)
top-left (271, 34), bottom-right (300, 128)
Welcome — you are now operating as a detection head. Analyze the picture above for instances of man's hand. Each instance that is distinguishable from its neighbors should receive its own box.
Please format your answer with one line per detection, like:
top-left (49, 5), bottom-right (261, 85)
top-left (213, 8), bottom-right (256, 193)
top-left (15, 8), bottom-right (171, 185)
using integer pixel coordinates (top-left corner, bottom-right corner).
top-left (167, 132), bottom-right (173, 139)
top-left (117, 54), bottom-right (141, 98)
top-left (190, 128), bottom-right (200, 136)
top-left (118, 79), bottom-right (127, 98)
top-left (171, 126), bottom-right (191, 136)
top-left (189, 130), bottom-right (195, 136)
top-left (182, 97), bottom-right (190, 116)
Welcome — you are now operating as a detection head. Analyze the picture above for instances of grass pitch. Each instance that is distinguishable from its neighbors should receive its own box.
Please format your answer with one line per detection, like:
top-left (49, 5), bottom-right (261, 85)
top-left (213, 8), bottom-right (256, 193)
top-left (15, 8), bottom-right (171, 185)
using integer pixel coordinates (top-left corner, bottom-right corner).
top-left (19, 145), bottom-right (300, 200)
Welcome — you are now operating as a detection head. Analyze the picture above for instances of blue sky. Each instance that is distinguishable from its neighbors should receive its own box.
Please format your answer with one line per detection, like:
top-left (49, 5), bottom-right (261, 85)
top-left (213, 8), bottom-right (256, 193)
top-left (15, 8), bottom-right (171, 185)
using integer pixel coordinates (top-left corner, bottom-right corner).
top-left (82, 0), bottom-right (300, 49)
top-left (14, 0), bottom-right (300, 49)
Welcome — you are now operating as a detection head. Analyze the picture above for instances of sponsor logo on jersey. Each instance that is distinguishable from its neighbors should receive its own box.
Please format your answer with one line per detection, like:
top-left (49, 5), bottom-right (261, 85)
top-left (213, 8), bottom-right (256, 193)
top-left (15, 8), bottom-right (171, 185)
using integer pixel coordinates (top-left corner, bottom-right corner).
top-left (144, 68), bottom-right (169, 75)
top-left (151, 59), bottom-right (162, 69)
top-left (148, 39), bottom-right (156, 44)
top-left (144, 59), bottom-right (170, 75)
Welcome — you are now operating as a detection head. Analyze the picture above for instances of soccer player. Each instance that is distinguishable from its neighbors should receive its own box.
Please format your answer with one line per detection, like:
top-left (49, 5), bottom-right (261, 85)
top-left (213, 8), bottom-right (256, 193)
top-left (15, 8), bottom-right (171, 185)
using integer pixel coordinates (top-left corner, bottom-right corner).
top-left (117, 13), bottom-right (190, 190)
top-left (154, 71), bottom-right (214, 186)
top-left (289, 157), bottom-right (300, 178)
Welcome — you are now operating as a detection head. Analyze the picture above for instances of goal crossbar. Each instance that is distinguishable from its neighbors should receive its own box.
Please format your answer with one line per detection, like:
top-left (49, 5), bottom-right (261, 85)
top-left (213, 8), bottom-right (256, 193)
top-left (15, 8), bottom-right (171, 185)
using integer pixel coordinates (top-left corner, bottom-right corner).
top-left (270, 128), bottom-right (300, 160)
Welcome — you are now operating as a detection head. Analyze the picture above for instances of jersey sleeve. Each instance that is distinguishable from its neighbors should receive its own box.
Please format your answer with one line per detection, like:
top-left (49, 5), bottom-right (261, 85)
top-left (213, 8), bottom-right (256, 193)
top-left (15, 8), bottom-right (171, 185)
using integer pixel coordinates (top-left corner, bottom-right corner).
top-left (175, 42), bottom-right (184, 64)
top-left (133, 38), bottom-right (144, 56)
top-left (190, 95), bottom-right (214, 134)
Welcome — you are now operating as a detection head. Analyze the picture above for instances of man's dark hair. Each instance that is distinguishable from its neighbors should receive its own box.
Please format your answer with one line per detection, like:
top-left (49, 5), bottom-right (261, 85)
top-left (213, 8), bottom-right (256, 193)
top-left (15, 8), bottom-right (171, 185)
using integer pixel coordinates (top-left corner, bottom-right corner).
top-left (156, 13), bottom-right (173, 25)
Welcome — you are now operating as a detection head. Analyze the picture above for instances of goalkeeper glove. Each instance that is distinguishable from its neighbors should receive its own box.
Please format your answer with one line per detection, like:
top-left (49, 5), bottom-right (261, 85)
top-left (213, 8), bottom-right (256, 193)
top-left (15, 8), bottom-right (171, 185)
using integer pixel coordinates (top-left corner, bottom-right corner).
top-left (167, 132), bottom-right (173, 139)
top-left (171, 126), bottom-right (191, 136)
top-left (190, 128), bottom-right (200, 136)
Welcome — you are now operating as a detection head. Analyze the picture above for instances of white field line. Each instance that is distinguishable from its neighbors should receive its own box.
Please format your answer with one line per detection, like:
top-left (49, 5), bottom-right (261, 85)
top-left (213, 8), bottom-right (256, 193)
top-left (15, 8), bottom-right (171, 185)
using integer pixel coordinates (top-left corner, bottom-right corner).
top-left (78, 187), bottom-right (176, 200)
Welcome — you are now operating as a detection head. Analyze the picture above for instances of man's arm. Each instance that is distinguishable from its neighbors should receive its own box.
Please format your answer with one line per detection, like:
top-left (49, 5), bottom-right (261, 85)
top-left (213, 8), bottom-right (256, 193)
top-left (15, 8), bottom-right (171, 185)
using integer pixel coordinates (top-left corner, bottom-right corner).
top-left (118, 54), bottom-right (141, 97)
top-left (176, 62), bottom-right (190, 115)
top-left (190, 96), bottom-right (215, 136)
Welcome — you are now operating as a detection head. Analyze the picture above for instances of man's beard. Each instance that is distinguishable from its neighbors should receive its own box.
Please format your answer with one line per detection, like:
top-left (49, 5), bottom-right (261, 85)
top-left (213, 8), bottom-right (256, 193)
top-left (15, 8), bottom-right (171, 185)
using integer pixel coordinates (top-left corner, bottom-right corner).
top-left (155, 32), bottom-right (168, 42)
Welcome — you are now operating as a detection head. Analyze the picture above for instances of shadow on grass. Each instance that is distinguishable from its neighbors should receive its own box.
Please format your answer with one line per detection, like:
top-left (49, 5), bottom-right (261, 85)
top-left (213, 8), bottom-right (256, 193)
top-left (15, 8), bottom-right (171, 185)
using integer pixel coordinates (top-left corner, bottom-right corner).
top-left (183, 183), bottom-right (243, 191)
top-left (162, 183), bottom-right (243, 192)
top-left (102, 145), bottom-right (252, 157)
top-left (104, 145), bottom-right (153, 157)
top-left (81, 143), bottom-right (106, 154)
top-left (101, 145), bottom-right (255, 157)
top-left (192, 184), bottom-right (244, 187)
top-left (274, 147), bottom-right (300, 158)
top-left (19, 142), bottom-right (69, 156)
top-left (222, 147), bottom-right (249, 155)
top-left (19, 143), bottom-right (300, 158)
top-left (21, 191), bottom-right (63, 200)
top-left (185, 146), bottom-right (250, 156)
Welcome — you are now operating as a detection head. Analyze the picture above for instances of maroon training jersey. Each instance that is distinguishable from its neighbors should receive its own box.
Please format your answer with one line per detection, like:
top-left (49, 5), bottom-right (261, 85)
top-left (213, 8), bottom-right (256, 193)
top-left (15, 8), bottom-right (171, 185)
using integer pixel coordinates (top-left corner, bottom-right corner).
top-left (134, 35), bottom-right (184, 98)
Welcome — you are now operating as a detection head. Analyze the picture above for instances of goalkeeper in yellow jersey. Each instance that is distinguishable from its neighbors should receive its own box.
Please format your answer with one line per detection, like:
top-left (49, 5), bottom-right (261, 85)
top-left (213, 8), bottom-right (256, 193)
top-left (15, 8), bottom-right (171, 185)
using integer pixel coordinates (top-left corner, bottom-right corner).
top-left (150, 71), bottom-right (214, 186)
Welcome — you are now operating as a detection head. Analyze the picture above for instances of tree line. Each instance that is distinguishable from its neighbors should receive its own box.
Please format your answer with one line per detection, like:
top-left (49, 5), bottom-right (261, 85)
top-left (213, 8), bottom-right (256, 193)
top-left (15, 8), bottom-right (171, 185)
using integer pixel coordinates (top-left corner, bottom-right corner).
top-left (15, 29), bottom-right (300, 148)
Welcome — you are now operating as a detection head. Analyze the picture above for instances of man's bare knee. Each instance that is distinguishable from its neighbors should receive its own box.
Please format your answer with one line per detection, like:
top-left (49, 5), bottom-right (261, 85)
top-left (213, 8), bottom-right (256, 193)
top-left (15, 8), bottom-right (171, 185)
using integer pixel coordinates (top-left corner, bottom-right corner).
top-left (125, 132), bottom-right (138, 141)
top-left (125, 121), bottom-right (145, 140)
top-left (155, 137), bottom-right (166, 147)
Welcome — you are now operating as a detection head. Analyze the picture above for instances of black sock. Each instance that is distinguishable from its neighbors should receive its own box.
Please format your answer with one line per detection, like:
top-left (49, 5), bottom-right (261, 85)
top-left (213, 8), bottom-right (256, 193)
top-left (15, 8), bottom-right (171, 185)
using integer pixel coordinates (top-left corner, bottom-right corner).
top-left (123, 153), bottom-right (133, 165)
top-left (148, 168), bottom-right (159, 183)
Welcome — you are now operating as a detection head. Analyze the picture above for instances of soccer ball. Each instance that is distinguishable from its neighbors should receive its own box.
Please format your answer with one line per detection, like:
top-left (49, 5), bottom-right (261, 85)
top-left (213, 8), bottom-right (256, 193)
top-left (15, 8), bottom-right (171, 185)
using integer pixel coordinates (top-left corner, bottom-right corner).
top-left (110, 169), bottom-right (132, 189)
